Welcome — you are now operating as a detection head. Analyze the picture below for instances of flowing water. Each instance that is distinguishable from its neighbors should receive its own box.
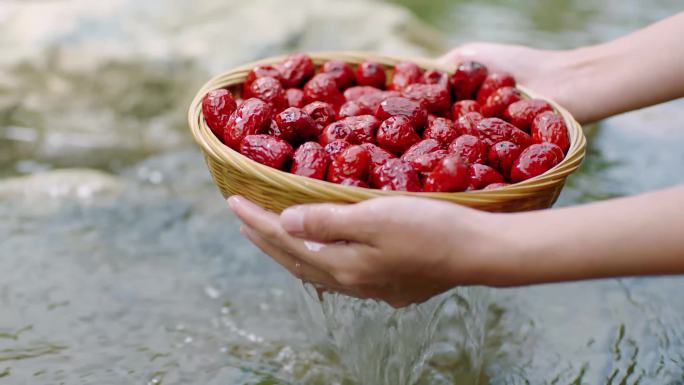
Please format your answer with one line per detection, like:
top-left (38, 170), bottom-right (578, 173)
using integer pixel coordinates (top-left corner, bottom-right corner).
top-left (1, 0), bottom-right (684, 384)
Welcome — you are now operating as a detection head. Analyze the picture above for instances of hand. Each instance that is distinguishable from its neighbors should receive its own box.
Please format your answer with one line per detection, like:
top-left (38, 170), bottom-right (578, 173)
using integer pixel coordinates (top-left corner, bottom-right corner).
top-left (227, 196), bottom-right (505, 308)
top-left (437, 42), bottom-right (587, 122)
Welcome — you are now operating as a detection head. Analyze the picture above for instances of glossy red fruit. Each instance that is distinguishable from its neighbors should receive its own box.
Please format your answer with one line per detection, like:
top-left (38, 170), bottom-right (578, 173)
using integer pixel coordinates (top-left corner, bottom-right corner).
top-left (476, 72), bottom-right (516, 104)
top-left (487, 141), bottom-right (522, 179)
top-left (303, 101), bottom-right (336, 131)
top-left (357, 90), bottom-right (400, 112)
top-left (407, 149), bottom-right (448, 173)
top-left (423, 117), bottom-right (459, 146)
top-left (401, 139), bottom-right (442, 163)
top-left (343, 86), bottom-right (383, 102)
top-left (504, 99), bottom-right (553, 132)
top-left (239, 134), bottom-right (293, 169)
top-left (422, 69), bottom-right (450, 89)
top-left (476, 117), bottom-right (532, 147)
top-left (389, 61), bottom-right (423, 91)
top-left (376, 96), bottom-right (428, 130)
top-left (328, 145), bottom-right (371, 183)
top-left (321, 60), bottom-right (355, 89)
top-left (248, 76), bottom-right (288, 112)
top-left (469, 164), bottom-right (505, 190)
top-left (423, 156), bottom-right (471, 192)
top-left (278, 53), bottom-right (315, 87)
top-left (531, 111), bottom-right (570, 153)
top-left (285, 88), bottom-right (305, 108)
top-left (355, 61), bottom-right (387, 89)
top-left (370, 159), bottom-right (421, 191)
top-left (510, 142), bottom-right (564, 182)
top-left (291, 141), bottom-right (329, 180)
top-left (224, 98), bottom-right (273, 149)
top-left (202, 89), bottom-right (237, 138)
top-left (324, 139), bottom-right (351, 161)
top-left (338, 100), bottom-right (372, 119)
top-left (344, 115), bottom-right (381, 144)
top-left (451, 61), bottom-right (489, 100)
top-left (448, 134), bottom-right (487, 164)
top-left (376, 116), bottom-right (421, 156)
top-left (451, 100), bottom-right (481, 121)
top-left (242, 65), bottom-right (283, 98)
top-left (303, 73), bottom-right (345, 109)
top-left (481, 86), bottom-right (522, 118)
top-left (454, 111), bottom-right (483, 137)
top-left (483, 182), bottom-right (510, 190)
top-left (361, 143), bottom-right (395, 168)
top-left (401, 84), bottom-right (451, 114)
top-left (340, 178), bottom-right (369, 188)
top-left (275, 107), bottom-right (317, 142)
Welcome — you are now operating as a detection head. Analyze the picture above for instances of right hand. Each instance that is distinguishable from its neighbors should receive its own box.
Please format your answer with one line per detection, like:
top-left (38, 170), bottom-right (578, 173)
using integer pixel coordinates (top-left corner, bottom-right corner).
top-left (436, 42), bottom-right (589, 123)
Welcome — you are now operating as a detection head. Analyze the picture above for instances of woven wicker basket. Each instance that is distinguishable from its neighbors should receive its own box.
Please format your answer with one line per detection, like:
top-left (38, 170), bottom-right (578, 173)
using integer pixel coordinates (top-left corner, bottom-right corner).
top-left (188, 51), bottom-right (586, 213)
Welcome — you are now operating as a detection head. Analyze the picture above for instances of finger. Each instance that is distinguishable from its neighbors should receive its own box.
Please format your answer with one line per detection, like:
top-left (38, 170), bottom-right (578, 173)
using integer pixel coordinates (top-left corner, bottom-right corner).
top-left (240, 225), bottom-right (339, 287)
top-left (228, 196), bottom-right (376, 279)
top-left (279, 202), bottom-right (375, 243)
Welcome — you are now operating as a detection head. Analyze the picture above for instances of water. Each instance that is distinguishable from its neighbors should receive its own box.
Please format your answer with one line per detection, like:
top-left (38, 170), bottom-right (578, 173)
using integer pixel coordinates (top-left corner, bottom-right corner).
top-left (2, 0), bottom-right (684, 384)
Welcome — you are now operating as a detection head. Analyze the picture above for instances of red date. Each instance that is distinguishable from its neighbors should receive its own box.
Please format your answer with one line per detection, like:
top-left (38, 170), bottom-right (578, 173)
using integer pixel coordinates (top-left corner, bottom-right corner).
top-left (239, 134), bottom-right (293, 169)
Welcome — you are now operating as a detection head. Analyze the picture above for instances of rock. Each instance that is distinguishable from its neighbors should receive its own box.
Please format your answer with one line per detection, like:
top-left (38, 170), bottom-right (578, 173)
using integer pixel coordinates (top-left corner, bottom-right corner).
top-left (0, 168), bottom-right (121, 201)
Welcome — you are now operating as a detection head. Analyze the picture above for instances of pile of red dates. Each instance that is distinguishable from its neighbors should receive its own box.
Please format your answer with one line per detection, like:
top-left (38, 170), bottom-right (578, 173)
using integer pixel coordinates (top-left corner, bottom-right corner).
top-left (202, 53), bottom-right (570, 192)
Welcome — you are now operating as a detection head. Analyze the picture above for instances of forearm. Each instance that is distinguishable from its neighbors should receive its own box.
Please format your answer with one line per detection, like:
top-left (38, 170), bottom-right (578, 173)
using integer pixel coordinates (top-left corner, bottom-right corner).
top-left (485, 186), bottom-right (684, 286)
top-left (558, 12), bottom-right (684, 123)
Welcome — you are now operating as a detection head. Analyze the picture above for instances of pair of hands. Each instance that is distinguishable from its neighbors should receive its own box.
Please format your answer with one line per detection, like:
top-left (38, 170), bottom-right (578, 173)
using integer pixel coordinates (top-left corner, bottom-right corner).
top-left (227, 43), bottom-right (562, 307)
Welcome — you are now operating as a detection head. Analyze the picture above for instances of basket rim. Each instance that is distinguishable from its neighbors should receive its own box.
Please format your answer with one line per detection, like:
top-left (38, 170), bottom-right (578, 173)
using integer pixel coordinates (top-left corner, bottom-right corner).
top-left (188, 51), bottom-right (586, 203)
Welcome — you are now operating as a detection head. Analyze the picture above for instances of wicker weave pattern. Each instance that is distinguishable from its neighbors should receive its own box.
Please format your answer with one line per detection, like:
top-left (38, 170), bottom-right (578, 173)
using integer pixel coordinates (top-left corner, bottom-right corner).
top-left (188, 52), bottom-right (586, 213)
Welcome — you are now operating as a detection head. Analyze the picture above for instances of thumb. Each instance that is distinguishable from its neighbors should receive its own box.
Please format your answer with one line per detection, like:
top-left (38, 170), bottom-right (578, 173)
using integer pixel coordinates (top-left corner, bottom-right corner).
top-left (280, 203), bottom-right (369, 243)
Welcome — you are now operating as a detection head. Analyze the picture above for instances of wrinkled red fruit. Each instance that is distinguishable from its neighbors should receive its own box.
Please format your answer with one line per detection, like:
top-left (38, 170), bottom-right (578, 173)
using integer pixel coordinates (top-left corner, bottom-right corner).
top-left (319, 115), bottom-right (379, 146)
top-left (377, 116), bottom-right (421, 156)
top-left (248, 76), bottom-right (288, 112)
top-left (370, 159), bottom-right (421, 191)
top-left (224, 98), bottom-right (273, 149)
top-left (303, 101), bottom-right (336, 130)
top-left (422, 69), bottom-right (450, 89)
top-left (454, 111), bottom-right (483, 137)
top-left (355, 61), bottom-right (387, 89)
top-left (278, 53), bottom-right (315, 88)
top-left (451, 100), bottom-right (481, 121)
top-left (476, 72), bottom-right (516, 104)
top-left (401, 139), bottom-right (442, 163)
top-left (476, 117), bottom-right (532, 147)
top-left (481, 86), bottom-right (522, 118)
top-left (291, 141), bottom-right (329, 180)
top-left (448, 134), bottom-right (487, 164)
top-left (324, 139), bottom-right (351, 161)
top-left (389, 61), bottom-right (423, 91)
top-left (303, 73), bottom-right (345, 109)
top-left (328, 145), bottom-right (370, 183)
top-left (469, 164), bottom-right (504, 190)
top-left (239, 134), bottom-right (293, 169)
top-left (340, 178), bottom-right (369, 188)
top-left (483, 182), bottom-right (510, 190)
top-left (202, 89), bottom-right (237, 138)
top-left (376, 96), bottom-right (428, 129)
top-left (343, 86), bottom-right (383, 102)
top-left (407, 150), bottom-right (448, 173)
top-left (402, 84), bottom-right (450, 114)
top-left (487, 141), bottom-right (522, 179)
top-left (451, 61), bottom-right (488, 100)
top-left (423, 156), bottom-right (471, 192)
top-left (531, 111), bottom-right (570, 153)
top-left (274, 107), bottom-right (318, 142)
top-left (504, 99), bottom-right (553, 132)
top-left (243, 65), bottom-right (283, 98)
top-left (357, 90), bottom-right (400, 112)
top-left (510, 142), bottom-right (564, 182)
top-left (285, 88), bottom-right (305, 108)
top-left (361, 143), bottom-right (395, 168)
top-left (423, 117), bottom-right (459, 146)
top-left (338, 100), bottom-right (371, 119)
top-left (321, 60), bottom-right (355, 89)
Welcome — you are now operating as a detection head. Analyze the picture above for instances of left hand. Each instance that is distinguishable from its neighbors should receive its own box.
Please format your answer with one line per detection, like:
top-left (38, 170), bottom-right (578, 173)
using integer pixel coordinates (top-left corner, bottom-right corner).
top-left (227, 195), bottom-right (505, 308)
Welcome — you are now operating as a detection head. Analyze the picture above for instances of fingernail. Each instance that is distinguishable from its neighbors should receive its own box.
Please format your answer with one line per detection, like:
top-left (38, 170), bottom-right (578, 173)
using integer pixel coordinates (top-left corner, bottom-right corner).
top-left (227, 196), bottom-right (241, 212)
top-left (281, 206), bottom-right (305, 233)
